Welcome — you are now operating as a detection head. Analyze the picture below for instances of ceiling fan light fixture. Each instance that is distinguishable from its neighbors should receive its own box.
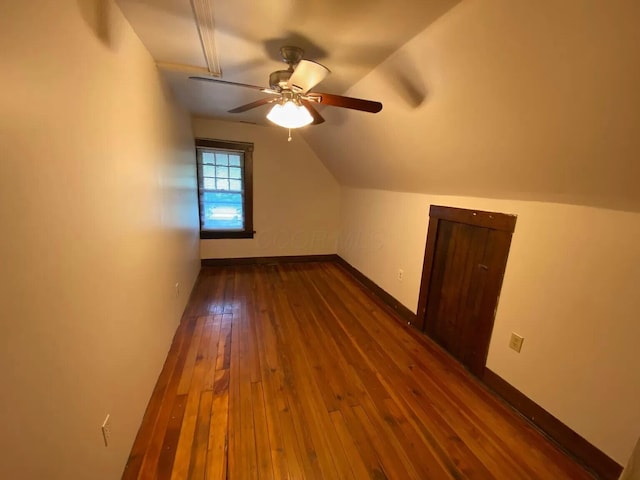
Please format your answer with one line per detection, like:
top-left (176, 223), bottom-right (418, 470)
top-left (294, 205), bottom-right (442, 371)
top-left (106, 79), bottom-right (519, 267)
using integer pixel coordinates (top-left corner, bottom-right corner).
top-left (266, 101), bottom-right (313, 129)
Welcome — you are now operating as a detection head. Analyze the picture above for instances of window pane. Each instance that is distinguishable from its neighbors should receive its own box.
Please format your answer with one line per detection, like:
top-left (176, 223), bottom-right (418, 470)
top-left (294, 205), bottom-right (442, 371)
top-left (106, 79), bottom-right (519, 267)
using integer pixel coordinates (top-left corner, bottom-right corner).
top-left (203, 165), bottom-right (216, 177)
top-left (216, 179), bottom-right (229, 190)
top-left (215, 153), bottom-right (229, 166)
top-left (216, 166), bottom-right (229, 178)
top-left (229, 179), bottom-right (242, 191)
top-left (203, 178), bottom-right (216, 190)
top-left (229, 167), bottom-right (241, 179)
top-left (202, 152), bottom-right (216, 165)
top-left (202, 192), bottom-right (244, 230)
top-left (229, 155), bottom-right (241, 167)
top-left (202, 191), bottom-right (242, 204)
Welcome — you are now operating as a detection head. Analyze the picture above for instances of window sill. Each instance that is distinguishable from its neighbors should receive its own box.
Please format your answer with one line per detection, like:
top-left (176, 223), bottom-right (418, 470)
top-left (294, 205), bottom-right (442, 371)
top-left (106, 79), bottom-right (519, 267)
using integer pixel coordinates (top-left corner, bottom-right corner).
top-left (200, 230), bottom-right (255, 240)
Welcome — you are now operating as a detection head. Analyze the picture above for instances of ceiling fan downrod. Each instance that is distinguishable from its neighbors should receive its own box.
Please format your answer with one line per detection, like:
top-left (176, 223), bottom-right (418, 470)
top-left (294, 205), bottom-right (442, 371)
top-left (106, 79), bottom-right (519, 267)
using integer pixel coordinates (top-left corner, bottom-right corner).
top-left (279, 46), bottom-right (304, 67)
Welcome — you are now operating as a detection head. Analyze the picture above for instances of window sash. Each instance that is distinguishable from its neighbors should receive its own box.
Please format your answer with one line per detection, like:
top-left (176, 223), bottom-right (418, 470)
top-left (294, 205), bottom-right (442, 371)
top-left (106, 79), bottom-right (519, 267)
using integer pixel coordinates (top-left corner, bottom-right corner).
top-left (195, 139), bottom-right (254, 239)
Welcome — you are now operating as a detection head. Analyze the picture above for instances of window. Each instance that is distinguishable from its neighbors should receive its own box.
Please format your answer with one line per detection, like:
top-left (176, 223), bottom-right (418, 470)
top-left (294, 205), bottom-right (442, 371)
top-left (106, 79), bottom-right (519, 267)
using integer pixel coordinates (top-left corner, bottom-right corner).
top-left (196, 138), bottom-right (254, 239)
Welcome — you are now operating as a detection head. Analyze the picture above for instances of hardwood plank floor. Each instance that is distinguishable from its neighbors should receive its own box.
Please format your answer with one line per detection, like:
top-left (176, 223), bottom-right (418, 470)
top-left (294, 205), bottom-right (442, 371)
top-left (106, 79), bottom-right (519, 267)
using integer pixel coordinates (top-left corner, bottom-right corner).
top-left (123, 262), bottom-right (595, 480)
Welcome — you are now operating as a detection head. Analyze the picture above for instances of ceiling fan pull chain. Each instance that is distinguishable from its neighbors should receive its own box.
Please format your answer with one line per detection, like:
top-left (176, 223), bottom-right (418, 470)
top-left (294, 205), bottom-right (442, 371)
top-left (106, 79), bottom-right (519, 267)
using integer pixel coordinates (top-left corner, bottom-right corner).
top-left (288, 128), bottom-right (292, 142)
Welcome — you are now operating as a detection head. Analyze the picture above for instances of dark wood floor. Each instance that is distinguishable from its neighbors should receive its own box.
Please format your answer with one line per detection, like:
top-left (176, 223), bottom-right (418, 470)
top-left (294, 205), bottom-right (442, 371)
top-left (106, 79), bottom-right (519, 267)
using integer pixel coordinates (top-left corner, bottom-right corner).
top-left (123, 261), bottom-right (594, 479)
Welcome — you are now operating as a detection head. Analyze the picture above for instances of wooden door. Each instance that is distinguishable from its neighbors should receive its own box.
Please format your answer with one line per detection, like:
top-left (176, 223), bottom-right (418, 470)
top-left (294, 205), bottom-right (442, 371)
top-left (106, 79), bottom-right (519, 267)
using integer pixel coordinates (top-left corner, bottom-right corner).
top-left (416, 206), bottom-right (516, 376)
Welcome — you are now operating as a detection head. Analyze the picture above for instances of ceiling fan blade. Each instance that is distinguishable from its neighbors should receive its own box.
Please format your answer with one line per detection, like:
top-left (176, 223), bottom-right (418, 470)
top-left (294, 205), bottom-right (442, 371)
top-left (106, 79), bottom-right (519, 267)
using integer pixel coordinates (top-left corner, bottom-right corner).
top-left (301, 100), bottom-right (325, 125)
top-left (287, 60), bottom-right (330, 93)
top-left (228, 98), bottom-right (276, 113)
top-left (189, 76), bottom-right (277, 94)
top-left (307, 92), bottom-right (383, 113)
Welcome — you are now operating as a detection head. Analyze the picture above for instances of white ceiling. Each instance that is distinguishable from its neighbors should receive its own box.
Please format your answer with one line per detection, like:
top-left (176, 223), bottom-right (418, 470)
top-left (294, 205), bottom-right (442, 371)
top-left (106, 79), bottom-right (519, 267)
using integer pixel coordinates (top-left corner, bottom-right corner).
top-left (116, 0), bottom-right (461, 124)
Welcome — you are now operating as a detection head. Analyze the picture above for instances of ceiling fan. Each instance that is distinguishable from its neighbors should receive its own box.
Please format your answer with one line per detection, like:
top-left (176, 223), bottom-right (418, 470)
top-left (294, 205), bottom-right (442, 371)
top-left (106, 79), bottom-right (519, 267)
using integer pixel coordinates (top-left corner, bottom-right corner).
top-left (189, 46), bottom-right (383, 130)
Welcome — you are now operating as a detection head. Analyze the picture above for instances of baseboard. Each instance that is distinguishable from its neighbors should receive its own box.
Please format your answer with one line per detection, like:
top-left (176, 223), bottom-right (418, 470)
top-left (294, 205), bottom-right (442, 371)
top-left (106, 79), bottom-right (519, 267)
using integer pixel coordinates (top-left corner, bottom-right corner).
top-left (334, 256), bottom-right (417, 326)
top-left (201, 254), bottom-right (339, 267)
top-left (483, 368), bottom-right (623, 480)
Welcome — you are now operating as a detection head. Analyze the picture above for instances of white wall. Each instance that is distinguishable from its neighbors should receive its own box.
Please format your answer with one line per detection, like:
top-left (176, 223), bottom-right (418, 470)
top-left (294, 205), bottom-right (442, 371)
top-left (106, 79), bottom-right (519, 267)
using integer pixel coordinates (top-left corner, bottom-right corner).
top-left (0, 1), bottom-right (200, 479)
top-left (339, 186), bottom-right (640, 465)
top-left (193, 118), bottom-right (341, 259)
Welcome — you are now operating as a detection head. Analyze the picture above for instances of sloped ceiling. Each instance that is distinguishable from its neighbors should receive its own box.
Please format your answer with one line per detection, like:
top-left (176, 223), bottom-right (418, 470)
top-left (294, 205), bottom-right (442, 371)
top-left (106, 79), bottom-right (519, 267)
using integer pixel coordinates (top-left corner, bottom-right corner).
top-left (303, 0), bottom-right (640, 212)
top-left (118, 0), bottom-right (640, 212)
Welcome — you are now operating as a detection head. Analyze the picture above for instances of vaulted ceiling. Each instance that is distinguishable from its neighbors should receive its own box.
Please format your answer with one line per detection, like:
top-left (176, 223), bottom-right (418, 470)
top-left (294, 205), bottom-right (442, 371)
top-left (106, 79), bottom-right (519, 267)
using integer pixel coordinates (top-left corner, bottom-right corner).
top-left (117, 0), bottom-right (640, 213)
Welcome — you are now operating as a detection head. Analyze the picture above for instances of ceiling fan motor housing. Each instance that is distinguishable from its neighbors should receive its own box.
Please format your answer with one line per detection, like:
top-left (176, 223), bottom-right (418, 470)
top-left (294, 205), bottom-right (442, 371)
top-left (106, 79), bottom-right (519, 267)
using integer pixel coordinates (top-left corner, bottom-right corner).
top-left (269, 70), bottom-right (293, 91)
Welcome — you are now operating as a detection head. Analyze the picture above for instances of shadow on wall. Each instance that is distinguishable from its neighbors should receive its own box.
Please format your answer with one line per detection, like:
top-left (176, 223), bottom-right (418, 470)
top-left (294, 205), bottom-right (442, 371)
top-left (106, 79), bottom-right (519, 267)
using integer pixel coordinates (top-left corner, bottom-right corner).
top-left (620, 437), bottom-right (640, 480)
top-left (77, 0), bottom-right (124, 50)
top-left (380, 51), bottom-right (428, 108)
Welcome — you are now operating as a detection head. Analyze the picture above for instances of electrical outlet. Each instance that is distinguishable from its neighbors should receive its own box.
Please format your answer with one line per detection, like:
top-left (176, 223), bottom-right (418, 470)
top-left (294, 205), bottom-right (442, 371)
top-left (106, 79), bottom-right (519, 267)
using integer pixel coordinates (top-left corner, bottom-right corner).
top-left (509, 333), bottom-right (524, 353)
top-left (175, 282), bottom-right (180, 298)
top-left (397, 269), bottom-right (404, 282)
top-left (101, 414), bottom-right (111, 447)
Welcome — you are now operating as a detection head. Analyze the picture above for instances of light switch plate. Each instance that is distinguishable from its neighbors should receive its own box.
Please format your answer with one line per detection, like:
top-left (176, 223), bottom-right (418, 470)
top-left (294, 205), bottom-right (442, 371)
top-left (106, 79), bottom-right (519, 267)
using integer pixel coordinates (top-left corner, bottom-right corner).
top-left (509, 333), bottom-right (524, 353)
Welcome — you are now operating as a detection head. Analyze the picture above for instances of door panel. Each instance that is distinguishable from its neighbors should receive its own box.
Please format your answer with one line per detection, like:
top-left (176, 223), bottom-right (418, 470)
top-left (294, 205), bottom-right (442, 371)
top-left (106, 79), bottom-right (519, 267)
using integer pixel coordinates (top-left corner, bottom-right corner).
top-left (426, 221), bottom-right (489, 364)
top-left (418, 206), bottom-right (516, 376)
